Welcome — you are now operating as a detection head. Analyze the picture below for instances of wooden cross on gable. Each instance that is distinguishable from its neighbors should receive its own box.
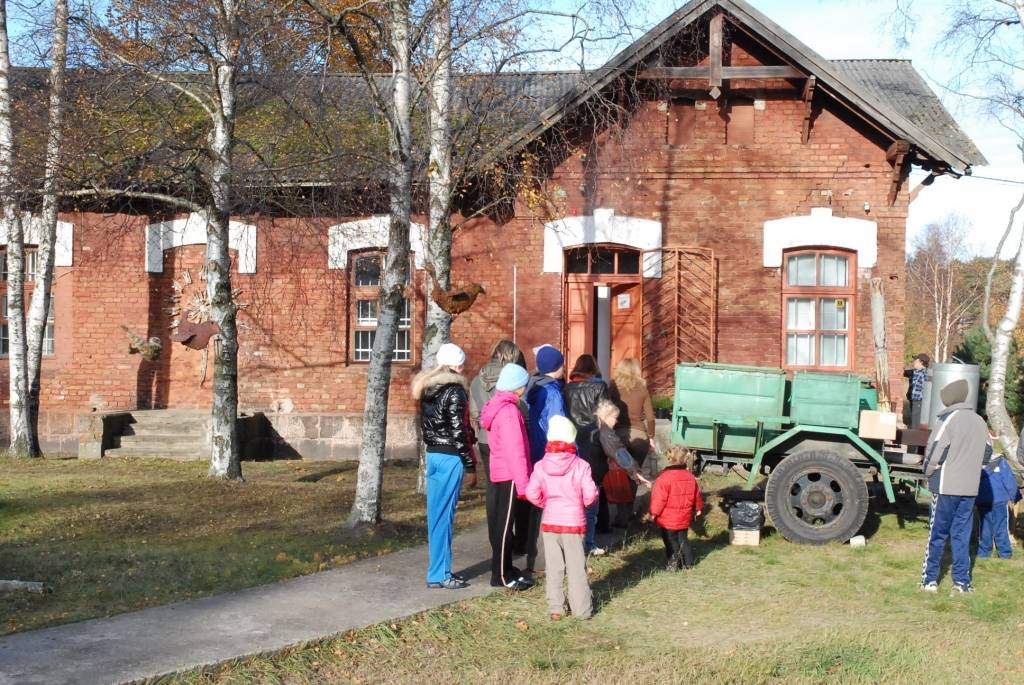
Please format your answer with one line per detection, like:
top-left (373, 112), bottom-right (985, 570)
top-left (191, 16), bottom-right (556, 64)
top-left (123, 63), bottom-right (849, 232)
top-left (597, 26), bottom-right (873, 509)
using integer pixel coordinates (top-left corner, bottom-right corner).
top-left (639, 13), bottom-right (807, 100)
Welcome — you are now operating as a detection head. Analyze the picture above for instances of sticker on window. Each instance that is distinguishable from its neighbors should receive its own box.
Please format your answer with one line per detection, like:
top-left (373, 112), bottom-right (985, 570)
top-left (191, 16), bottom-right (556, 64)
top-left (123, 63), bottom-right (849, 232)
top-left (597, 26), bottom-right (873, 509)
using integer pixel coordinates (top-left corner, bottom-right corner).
top-left (617, 293), bottom-right (631, 309)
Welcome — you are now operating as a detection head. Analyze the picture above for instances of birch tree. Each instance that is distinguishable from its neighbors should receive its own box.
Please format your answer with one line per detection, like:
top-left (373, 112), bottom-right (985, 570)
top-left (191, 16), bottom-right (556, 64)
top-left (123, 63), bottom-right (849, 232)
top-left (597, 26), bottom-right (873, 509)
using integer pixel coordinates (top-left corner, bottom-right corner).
top-left (906, 215), bottom-right (979, 363)
top-left (23, 0), bottom-right (70, 457)
top-left (85, 0), bottom-right (297, 479)
top-left (891, 0), bottom-right (1024, 454)
top-left (421, 0), bottom-right (453, 370)
top-left (0, 0), bottom-right (30, 457)
top-left (302, 0), bottom-right (416, 525)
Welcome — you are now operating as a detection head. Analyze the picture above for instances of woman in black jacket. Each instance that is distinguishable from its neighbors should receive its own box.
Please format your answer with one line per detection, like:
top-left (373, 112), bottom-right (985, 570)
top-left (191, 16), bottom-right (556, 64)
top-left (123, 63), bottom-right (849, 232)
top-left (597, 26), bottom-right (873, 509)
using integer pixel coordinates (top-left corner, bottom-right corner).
top-left (413, 343), bottom-right (475, 589)
top-left (563, 354), bottom-right (609, 553)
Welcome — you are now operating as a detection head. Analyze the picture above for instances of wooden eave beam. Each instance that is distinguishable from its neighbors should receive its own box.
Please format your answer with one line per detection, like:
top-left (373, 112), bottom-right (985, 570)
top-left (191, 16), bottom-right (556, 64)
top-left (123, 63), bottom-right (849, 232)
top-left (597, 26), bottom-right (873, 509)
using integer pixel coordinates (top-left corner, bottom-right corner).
top-left (638, 65), bottom-right (805, 80)
top-left (801, 75), bottom-right (817, 144)
top-left (886, 140), bottom-right (913, 206)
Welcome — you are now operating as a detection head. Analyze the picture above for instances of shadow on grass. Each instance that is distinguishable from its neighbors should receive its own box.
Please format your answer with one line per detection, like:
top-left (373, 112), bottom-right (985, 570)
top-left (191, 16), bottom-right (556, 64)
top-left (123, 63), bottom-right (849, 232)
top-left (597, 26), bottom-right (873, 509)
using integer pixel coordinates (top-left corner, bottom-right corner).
top-left (589, 524), bottom-right (730, 616)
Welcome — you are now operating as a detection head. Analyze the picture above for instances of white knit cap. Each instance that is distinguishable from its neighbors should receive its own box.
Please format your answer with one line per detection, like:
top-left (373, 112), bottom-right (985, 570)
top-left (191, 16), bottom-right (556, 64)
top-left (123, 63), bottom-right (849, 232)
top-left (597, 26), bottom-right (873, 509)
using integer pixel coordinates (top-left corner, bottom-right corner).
top-left (546, 415), bottom-right (577, 444)
top-left (436, 342), bottom-right (466, 367)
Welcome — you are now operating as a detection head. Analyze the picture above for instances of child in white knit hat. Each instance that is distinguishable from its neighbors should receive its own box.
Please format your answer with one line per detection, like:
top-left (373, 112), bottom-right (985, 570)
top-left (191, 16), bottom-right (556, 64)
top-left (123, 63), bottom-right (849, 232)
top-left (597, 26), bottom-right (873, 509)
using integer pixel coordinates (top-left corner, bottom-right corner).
top-left (525, 415), bottom-right (598, 620)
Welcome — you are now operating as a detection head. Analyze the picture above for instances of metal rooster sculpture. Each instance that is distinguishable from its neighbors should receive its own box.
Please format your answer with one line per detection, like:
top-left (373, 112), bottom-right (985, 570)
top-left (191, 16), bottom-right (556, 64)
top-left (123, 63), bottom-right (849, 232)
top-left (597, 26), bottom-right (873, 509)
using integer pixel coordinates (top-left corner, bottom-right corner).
top-left (422, 263), bottom-right (485, 316)
top-left (123, 327), bottom-right (163, 362)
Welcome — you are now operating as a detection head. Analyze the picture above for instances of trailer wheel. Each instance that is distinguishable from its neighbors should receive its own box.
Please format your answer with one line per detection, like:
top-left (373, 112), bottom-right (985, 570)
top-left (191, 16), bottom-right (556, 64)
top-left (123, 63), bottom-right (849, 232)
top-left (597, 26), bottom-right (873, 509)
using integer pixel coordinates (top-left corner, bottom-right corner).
top-left (765, 450), bottom-right (869, 545)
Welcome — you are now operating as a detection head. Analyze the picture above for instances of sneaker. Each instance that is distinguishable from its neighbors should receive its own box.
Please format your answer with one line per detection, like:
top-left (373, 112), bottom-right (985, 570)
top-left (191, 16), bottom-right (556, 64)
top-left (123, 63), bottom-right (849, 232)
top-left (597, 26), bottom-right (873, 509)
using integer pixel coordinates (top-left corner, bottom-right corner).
top-left (504, 578), bottom-right (532, 591)
top-left (950, 584), bottom-right (974, 595)
top-left (919, 581), bottom-right (938, 593)
top-left (589, 546), bottom-right (607, 557)
top-left (450, 573), bottom-right (466, 582)
top-left (427, 577), bottom-right (468, 590)
top-left (665, 560), bottom-right (680, 572)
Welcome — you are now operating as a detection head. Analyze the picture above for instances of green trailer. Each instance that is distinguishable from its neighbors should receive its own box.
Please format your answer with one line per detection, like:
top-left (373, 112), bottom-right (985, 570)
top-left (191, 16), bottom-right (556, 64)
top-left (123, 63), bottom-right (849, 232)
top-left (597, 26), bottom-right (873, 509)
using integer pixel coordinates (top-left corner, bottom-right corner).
top-left (671, 362), bottom-right (927, 545)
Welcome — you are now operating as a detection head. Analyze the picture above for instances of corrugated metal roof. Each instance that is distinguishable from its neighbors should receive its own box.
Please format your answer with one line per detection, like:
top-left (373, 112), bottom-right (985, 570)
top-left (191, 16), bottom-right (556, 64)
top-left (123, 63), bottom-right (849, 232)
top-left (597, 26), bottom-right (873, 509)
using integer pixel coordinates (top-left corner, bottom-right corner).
top-left (830, 59), bottom-right (986, 166)
top-left (480, 0), bottom-right (986, 174)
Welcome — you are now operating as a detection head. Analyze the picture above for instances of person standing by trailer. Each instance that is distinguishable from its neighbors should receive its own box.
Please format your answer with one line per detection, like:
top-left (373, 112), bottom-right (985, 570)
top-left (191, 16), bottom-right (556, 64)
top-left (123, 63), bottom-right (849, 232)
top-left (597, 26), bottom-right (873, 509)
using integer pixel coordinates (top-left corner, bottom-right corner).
top-left (563, 354), bottom-right (609, 555)
top-left (414, 343), bottom-right (476, 590)
top-left (903, 353), bottom-right (930, 428)
top-left (920, 379), bottom-right (991, 595)
top-left (470, 340), bottom-right (527, 472)
top-left (609, 358), bottom-right (657, 472)
top-left (479, 363), bottom-right (534, 590)
top-left (976, 448), bottom-right (1022, 559)
top-left (650, 446), bottom-right (704, 571)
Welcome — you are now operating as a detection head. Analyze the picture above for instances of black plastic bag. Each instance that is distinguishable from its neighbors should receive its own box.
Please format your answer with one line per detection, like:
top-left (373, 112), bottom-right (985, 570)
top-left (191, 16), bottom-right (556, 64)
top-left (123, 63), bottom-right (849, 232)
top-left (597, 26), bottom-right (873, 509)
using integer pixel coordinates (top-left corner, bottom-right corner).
top-left (729, 501), bottom-right (764, 531)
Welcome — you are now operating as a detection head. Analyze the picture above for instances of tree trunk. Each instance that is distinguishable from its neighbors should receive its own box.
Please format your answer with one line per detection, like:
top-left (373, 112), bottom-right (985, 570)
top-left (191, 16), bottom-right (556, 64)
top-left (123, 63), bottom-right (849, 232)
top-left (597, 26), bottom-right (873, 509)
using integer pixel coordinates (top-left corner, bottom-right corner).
top-left (0, 2), bottom-right (29, 456)
top-left (417, 0), bottom-right (453, 495)
top-left (987, 229), bottom-right (1024, 457)
top-left (25, 0), bottom-right (69, 457)
top-left (206, 7), bottom-right (242, 480)
top-left (870, 278), bottom-right (891, 412)
top-left (422, 0), bottom-right (453, 370)
top-left (349, 0), bottom-right (413, 526)
top-left (984, 187), bottom-right (1024, 341)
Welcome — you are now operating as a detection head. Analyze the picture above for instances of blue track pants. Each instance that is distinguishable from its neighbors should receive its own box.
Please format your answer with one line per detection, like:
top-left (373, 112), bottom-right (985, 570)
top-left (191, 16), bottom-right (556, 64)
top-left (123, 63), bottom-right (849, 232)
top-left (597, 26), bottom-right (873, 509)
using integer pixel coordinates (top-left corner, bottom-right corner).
top-left (921, 494), bottom-right (975, 587)
top-left (425, 451), bottom-right (465, 584)
top-left (977, 504), bottom-right (1013, 559)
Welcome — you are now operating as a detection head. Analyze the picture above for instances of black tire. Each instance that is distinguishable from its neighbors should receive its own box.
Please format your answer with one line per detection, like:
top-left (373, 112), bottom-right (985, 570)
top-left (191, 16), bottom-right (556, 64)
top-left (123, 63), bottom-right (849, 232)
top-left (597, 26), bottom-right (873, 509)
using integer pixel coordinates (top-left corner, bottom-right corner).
top-left (765, 450), bottom-right (869, 545)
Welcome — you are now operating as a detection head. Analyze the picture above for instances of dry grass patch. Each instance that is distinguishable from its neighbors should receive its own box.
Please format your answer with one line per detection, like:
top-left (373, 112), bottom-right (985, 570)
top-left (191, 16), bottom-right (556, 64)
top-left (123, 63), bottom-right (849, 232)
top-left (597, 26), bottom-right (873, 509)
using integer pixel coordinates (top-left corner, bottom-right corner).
top-left (0, 457), bottom-right (484, 635)
top-left (167, 479), bottom-right (1024, 684)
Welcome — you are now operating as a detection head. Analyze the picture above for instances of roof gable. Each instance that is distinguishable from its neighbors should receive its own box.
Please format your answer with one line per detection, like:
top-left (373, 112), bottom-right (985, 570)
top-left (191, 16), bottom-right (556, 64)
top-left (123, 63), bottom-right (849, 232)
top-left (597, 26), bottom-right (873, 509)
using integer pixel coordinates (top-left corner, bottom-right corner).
top-left (481, 0), bottom-right (984, 172)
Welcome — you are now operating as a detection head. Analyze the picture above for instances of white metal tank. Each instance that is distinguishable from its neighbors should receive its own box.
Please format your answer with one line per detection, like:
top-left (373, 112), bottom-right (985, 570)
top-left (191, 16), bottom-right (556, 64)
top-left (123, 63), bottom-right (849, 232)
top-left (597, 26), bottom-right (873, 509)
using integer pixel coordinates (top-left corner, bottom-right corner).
top-left (925, 363), bottom-right (981, 427)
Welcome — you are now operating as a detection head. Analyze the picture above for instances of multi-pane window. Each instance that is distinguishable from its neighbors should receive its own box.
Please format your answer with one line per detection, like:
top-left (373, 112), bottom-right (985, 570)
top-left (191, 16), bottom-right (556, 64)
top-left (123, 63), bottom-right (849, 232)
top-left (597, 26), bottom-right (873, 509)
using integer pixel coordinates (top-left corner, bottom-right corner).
top-left (783, 250), bottom-right (854, 370)
top-left (565, 245), bottom-right (641, 275)
top-left (350, 252), bottom-right (413, 363)
top-left (0, 248), bottom-right (54, 357)
top-left (0, 296), bottom-right (54, 356)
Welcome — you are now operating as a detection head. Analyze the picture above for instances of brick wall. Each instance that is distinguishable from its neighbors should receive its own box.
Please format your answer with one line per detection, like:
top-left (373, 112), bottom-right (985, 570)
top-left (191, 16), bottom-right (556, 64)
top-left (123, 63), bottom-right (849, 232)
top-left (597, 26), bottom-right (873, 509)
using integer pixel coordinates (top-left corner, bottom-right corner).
top-left (0, 38), bottom-right (913, 452)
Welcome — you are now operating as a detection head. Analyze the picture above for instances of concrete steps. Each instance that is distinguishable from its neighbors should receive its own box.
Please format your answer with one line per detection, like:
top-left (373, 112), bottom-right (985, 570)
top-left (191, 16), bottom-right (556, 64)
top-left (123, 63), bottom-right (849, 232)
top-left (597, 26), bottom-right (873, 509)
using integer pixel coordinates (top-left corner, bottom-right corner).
top-left (104, 410), bottom-right (208, 461)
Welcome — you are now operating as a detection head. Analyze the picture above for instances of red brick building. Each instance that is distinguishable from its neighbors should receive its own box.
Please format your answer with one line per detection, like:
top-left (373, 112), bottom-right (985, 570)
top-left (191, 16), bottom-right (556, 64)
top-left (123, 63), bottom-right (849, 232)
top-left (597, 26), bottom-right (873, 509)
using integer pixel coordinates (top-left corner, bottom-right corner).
top-left (4, 0), bottom-right (983, 458)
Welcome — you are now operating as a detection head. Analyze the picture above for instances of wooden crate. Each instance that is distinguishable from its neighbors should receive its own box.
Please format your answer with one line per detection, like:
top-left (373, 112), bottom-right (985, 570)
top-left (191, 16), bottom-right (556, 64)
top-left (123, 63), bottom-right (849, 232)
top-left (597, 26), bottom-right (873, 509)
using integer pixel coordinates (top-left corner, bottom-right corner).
top-left (729, 529), bottom-right (760, 546)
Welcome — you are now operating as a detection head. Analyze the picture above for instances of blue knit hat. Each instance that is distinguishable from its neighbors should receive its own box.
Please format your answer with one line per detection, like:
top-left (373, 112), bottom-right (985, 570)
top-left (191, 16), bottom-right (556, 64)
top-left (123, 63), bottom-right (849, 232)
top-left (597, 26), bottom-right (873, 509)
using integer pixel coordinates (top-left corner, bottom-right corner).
top-left (536, 346), bottom-right (565, 375)
top-left (496, 363), bottom-right (529, 392)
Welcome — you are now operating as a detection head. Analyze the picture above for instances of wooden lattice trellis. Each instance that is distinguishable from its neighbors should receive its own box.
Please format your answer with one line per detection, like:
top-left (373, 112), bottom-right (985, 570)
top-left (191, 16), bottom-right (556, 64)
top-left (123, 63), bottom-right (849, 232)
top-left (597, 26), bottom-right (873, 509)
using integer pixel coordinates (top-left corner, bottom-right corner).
top-left (642, 247), bottom-right (717, 396)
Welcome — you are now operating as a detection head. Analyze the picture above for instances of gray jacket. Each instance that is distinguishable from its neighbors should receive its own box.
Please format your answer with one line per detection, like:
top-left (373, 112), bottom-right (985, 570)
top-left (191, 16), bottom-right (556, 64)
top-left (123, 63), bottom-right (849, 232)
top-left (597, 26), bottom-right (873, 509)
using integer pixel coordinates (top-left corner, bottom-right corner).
top-left (924, 402), bottom-right (991, 496)
top-left (469, 360), bottom-right (526, 445)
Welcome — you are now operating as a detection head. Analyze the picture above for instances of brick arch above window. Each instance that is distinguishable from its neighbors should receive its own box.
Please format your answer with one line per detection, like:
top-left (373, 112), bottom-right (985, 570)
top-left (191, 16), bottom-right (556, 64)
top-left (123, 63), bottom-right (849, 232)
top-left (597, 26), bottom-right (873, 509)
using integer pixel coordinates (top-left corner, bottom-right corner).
top-left (145, 212), bottom-right (257, 274)
top-left (327, 216), bottom-right (426, 270)
top-left (763, 207), bottom-right (877, 269)
top-left (543, 208), bottom-right (663, 277)
top-left (0, 212), bottom-right (74, 266)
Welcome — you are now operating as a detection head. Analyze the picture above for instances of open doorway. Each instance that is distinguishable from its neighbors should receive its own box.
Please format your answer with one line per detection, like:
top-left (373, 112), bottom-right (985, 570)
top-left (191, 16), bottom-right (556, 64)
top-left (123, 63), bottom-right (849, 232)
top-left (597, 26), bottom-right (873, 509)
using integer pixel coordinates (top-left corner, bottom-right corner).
top-left (564, 244), bottom-right (642, 378)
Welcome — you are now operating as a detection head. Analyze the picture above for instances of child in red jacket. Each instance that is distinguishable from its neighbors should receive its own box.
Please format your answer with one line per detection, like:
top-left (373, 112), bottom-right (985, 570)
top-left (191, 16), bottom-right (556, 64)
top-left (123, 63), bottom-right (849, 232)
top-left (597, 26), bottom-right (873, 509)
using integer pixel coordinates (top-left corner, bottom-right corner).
top-left (650, 446), bottom-right (703, 571)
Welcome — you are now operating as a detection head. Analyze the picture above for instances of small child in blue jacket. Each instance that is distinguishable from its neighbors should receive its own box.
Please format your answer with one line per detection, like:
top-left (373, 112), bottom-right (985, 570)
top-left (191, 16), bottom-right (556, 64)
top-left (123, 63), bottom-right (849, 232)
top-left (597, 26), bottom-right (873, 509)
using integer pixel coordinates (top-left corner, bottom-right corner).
top-left (976, 453), bottom-right (1022, 559)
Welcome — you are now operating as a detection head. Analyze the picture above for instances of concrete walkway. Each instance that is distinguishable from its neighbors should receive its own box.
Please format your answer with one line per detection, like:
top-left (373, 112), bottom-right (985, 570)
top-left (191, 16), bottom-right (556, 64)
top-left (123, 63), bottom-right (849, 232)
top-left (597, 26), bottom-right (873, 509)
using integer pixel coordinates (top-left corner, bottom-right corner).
top-left (0, 525), bottom-right (502, 685)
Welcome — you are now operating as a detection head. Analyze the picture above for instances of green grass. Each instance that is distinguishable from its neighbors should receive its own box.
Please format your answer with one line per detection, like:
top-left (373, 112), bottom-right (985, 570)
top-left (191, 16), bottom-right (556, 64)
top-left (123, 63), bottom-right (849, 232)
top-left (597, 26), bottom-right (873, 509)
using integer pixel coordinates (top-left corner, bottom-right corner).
top-left (0, 457), bottom-right (485, 635)
top-left (165, 476), bottom-right (1024, 684)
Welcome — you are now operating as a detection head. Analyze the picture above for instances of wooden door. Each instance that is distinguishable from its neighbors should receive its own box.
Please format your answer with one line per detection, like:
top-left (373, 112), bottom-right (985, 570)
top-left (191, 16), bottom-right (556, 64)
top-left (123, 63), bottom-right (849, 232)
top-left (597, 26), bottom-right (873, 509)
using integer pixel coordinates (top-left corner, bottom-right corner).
top-left (565, 282), bottom-right (594, 372)
top-left (610, 282), bottom-right (642, 372)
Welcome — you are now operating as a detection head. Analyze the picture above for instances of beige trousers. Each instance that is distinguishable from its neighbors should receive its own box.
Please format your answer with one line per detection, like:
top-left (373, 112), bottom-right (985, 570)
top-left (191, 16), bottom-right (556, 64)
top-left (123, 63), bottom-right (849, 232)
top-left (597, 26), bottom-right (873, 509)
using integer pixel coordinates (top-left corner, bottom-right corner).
top-left (542, 532), bottom-right (592, 619)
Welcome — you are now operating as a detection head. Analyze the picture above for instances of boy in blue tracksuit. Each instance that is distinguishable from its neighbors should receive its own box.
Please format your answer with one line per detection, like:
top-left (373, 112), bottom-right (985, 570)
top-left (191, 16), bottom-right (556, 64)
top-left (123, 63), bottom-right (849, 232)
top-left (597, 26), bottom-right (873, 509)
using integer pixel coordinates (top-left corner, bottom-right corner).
top-left (513, 344), bottom-right (568, 576)
top-left (976, 452), bottom-right (1022, 559)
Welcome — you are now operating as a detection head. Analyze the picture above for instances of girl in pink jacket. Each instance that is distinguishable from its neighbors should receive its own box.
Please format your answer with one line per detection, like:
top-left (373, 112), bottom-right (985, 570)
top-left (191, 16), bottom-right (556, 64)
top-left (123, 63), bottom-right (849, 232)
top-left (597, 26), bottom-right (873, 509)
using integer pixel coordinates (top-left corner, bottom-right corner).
top-left (479, 364), bottom-right (534, 591)
top-left (526, 415), bottom-right (599, 620)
